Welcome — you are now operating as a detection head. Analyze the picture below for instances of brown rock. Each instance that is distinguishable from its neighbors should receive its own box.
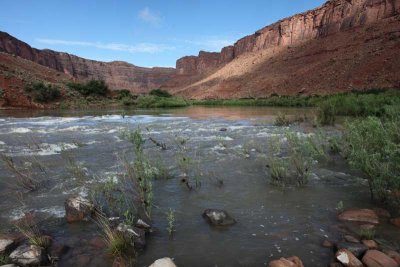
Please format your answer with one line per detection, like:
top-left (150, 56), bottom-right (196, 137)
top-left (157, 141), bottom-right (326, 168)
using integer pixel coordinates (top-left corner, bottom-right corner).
top-left (336, 249), bottom-right (363, 267)
top-left (268, 256), bottom-right (304, 267)
top-left (65, 195), bottom-right (94, 223)
top-left (322, 240), bottom-right (334, 248)
top-left (373, 208), bottom-right (391, 218)
top-left (344, 235), bottom-right (360, 243)
top-left (390, 218), bottom-right (400, 228)
top-left (362, 250), bottom-right (399, 267)
top-left (385, 251), bottom-right (400, 265)
top-left (338, 209), bottom-right (379, 224)
top-left (361, 240), bottom-right (378, 249)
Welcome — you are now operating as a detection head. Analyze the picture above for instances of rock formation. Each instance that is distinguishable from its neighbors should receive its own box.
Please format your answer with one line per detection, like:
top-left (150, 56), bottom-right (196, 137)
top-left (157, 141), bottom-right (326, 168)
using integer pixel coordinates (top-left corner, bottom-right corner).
top-left (0, 31), bottom-right (175, 93)
top-left (164, 0), bottom-right (400, 98)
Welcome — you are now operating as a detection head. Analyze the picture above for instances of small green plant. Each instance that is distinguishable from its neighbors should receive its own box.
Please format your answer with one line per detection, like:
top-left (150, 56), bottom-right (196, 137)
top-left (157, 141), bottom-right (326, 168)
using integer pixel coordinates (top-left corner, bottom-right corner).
top-left (96, 215), bottom-right (129, 257)
top-left (0, 255), bottom-right (11, 265)
top-left (149, 89), bottom-right (172, 98)
top-left (317, 101), bottom-right (336, 126)
top-left (358, 228), bottom-right (376, 240)
top-left (166, 208), bottom-right (176, 237)
top-left (24, 82), bottom-right (61, 103)
top-left (336, 201), bottom-right (344, 213)
top-left (14, 214), bottom-right (50, 248)
top-left (0, 88), bottom-right (4, 98)
top-left (274, 113), bottom-right (291, 126)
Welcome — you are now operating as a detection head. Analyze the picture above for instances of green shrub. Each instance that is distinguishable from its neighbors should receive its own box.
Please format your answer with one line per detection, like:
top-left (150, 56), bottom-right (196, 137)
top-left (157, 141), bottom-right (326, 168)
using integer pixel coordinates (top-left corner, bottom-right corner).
top-left (24, 82), bottom-right (61, 103)
top-left (116, 89), bottom-right (132, 99)
top-left (137, 95), bottom-right (189, 108)
top-left (0, 88), bottom-right (4, 98)
top-left (317, 101), bottom-right (336, 126)
top-left (274, 113), bottom-right (291, 126)
top-left (341, 116), bottom-right (400, 205)
top-left (149, 89), bottom-right (172, 98)
top-left (68, 80), bottom-right (109, 96)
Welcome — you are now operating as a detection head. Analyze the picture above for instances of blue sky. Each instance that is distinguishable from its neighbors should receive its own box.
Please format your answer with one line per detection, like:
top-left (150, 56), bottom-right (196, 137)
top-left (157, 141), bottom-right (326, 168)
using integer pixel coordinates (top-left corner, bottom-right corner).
top-left (0, 0), bottom-right (325, 68)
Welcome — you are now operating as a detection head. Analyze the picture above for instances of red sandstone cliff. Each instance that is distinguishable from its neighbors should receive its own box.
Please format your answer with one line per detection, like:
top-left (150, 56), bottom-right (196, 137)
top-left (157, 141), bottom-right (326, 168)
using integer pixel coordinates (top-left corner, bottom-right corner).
top-left (164, 0), bottom-right (400, 98)
top-left (0, 32), bottom-right (175, 94)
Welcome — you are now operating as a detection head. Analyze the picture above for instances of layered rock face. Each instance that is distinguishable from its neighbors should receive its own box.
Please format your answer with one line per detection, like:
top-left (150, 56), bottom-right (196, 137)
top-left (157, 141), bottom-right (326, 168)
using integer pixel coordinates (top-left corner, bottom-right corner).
top-left (166, 0), bottom-right (400, 97)
top-left (0, 32), bottom-right (175, 93)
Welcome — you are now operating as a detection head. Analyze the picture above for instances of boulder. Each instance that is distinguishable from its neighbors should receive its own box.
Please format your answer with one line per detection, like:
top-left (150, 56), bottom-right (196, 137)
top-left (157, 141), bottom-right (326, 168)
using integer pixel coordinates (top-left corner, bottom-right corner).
top-left (385, 251), bottom-right (400, 265)
top-left (202, 209), bottom-right (236, 226)
top-left (336, 242), bottom-right (368, 258)
top-left (338, 209), bottom-right (379, 224)
top-left (390, 218), bottom-right (400, 228)
top-left (0, 265), bottom-right (18, 267)
top-left (65, 195), bottom-right (94, 223)
top-left (336, 249), bottom-right (363, 267)
top-left (0, 239), bottom-right (14, 254)
top-left (344, 235), bottom-right (360, 243)
top-left (268, 256), bottom-right (304, 267)
top-left (362, 250), bottom-right (399, 267)
top-left (116, 223), bottom-right (146, 249)
top-left (361, 240), bottom-right (378, 249)
top-left (135, 219), bottom-right (152, 232)
top-left (149, 257), bottom-right (177, 267)
top-left (9, 244), bottom-right (45, 266)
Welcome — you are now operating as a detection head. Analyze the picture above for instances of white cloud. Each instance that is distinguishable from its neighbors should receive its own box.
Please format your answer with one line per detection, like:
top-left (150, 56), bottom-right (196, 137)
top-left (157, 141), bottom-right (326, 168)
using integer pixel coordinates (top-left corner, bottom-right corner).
top-left (36, 38), bottom-right (174, 54)
top-left (138, 7), bottom-right (161, 26)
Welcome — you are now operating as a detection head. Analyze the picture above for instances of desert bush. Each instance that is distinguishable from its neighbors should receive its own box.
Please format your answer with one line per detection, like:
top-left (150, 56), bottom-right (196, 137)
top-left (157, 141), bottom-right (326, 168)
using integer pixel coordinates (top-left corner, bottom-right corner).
top-left (274, 113), bottom-right (291, 126)
top-left (24, 82), bottom-right (60, 103)
top-left (116, 89), bottom-right (132, 99)
top-left (341, 116), bottom-right (400, 205)
top-left (317, 101), bottom-right (336, 126)
top-left (149, 89), bottom-right (171, 98)
top-left (68, 80), bottom-right (109, 96)
top-left (136, 95), bottom-right (189, 108)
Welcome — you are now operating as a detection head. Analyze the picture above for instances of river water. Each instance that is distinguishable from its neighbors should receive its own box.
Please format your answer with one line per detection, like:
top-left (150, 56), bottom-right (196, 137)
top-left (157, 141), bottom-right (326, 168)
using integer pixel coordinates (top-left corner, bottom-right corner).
top-left (0, 106), bottom-right (398, 267)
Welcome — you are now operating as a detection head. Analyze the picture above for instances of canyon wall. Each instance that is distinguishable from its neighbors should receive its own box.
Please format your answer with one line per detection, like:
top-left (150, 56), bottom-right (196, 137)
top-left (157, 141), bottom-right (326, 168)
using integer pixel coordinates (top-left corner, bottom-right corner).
top-left (0, 32), bottom-right (175, 93)
top-left (173, 0), bottom-right (400, 77)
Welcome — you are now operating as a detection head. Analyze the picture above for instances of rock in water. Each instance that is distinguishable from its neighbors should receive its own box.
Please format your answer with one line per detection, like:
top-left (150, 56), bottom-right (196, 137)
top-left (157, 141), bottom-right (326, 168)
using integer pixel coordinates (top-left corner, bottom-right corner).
top-left (149, 257), bottom-right (177, 267)
top-left (268, 256), bottom-right (304, 267)
top-left (336, 242), bottom-right (368, 258)
top-left (202, 209), bottom-right (236, 226)
top-left (0, 239), bottom-right (14, 254)
top-left (336, 249), bottom-right (363, 267)
top-left (362, 250), bottom-right (399, 267)
top-left (338, 209), bottom-right (379, 224)
top-left (64, 195), bottom-right (94, 223)
top-left (9, 244), bottom-right (45, 266)
top-left (116, 223), bottom-right (146, 249)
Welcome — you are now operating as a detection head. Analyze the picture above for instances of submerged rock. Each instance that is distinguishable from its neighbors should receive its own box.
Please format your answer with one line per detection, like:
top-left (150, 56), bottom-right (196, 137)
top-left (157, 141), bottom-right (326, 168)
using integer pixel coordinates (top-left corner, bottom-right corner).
top-left (338, 209), bottom-right (379, 224)
top-left (65, 195), bottom-right (94, 223)
top-left (9, 244), bottom-right (45, 266)
top-left (344, 235), bottom-right (360, 243)
top-left (0, 239), bottom-right (15, 254)
top-left (335, 249), bottom-right (363, 267)
top-left (361, 239), bottom-right (378, 249)
top-left (135, 218), bottom-right (152, 232)
top-left (116, 223), bottom-right (146, 249)
top-left (362, 250), bottom-right (399, 267)
top-left (336, 242), bottom-right (368, 258)
top-left (202, 209), bottom-right (236, 226)
top-left (268, 256), bottom-right (304, 267)
top-left (149, 257), bottom-right (177, 267)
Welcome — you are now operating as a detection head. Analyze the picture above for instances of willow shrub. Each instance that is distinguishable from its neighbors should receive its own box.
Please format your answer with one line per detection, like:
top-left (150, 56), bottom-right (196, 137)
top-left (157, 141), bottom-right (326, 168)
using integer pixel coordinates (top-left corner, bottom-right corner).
top-left (342, 116), bottom-right (400, 205)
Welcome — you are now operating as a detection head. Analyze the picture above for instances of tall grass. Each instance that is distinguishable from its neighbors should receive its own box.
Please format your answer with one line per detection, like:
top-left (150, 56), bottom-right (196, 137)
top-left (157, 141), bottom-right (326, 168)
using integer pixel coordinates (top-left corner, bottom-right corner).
top-left (136, 95), bottom-right (189, 108)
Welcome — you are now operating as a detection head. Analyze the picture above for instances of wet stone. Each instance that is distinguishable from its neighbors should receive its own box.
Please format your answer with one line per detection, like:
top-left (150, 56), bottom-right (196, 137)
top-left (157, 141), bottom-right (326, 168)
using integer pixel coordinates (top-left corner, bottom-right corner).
top-left (336, 242), bottom-right (368, 258)
top-left (65, 195), bottom-right (94, 223)
top-left (9, 244), bottom-right (45, 266)
top-left (344, 235), bottom-right (360, 243)
top-left (202, 209), bottom-right (236, 226)
top-left (0, 239), bottom-right (14, 254)
top-left (149, 257), bottom-right (177, 267)
top-left (116, 223), bottom-right (146, 249)
top-left (362, 250), bottom-right (399, 267)
top-left (336, 249), bottom-right (363, 267)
